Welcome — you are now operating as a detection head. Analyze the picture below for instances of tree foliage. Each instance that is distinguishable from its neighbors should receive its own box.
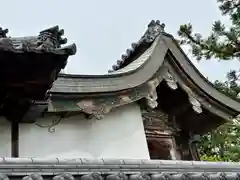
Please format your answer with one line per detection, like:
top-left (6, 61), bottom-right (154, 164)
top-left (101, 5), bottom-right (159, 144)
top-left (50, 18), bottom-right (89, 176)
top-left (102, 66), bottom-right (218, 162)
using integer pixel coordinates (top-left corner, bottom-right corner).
top-left (178, 0), bottom-right (240, 161)
top-left (178, 0), bottom-right (240, 94)
top-left (199, 80), bottom-right (240, 162)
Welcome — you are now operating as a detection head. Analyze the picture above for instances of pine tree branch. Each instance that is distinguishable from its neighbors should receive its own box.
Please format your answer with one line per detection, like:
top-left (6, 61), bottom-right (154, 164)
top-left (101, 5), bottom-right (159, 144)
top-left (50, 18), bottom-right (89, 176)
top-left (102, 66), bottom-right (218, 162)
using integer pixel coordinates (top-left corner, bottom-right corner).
top-left (178, 28), bottom-right (236, 59)
top-left (219, 0), bottom-right (240, 14)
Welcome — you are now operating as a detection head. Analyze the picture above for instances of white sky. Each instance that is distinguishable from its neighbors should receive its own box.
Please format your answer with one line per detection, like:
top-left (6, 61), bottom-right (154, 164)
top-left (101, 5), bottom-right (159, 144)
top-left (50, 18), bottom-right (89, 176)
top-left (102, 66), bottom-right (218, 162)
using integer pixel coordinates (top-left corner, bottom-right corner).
top-left (1, 0), bottom-right (240, 81)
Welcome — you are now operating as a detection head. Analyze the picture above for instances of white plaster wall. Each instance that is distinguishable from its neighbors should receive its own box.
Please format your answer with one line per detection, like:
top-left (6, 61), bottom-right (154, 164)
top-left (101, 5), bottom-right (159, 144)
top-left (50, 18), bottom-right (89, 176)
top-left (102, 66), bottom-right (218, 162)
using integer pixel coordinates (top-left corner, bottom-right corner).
top-left (19, 103), bottom-right (150, 159)
top-left (0, 118), bottom-right (11, 157)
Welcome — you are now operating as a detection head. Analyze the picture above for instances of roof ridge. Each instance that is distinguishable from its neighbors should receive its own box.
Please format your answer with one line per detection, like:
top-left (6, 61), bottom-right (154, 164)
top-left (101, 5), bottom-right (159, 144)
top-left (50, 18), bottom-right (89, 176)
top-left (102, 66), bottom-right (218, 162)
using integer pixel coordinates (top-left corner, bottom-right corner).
top-left (108, 20), bottom-right (165, 73)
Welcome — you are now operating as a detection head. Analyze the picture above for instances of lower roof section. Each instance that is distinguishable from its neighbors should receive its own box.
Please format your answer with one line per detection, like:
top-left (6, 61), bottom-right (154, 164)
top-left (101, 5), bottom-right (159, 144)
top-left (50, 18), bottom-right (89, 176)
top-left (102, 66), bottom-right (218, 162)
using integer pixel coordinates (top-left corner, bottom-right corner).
top-left (50, 36), bottom-right (165, 94)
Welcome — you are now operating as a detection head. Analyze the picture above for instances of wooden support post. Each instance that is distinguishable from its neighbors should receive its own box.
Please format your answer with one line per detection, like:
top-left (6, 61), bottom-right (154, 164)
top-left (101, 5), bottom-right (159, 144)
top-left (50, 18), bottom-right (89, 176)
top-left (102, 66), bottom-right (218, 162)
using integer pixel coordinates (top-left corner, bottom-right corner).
top-left (11, 121), bottom-right (19, 157)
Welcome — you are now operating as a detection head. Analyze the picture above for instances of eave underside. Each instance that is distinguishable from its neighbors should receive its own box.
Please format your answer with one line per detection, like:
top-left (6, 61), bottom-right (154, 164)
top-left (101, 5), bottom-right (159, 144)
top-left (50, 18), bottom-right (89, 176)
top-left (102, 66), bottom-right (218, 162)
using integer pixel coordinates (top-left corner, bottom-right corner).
top-left (0, 25), bottom-right (76, 123)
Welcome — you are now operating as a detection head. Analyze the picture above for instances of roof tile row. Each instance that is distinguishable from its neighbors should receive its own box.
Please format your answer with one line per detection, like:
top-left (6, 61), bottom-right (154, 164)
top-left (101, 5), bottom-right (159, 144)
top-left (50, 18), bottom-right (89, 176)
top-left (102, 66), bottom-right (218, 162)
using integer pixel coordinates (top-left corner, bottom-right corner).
top-left (109, 20), bottom-right (165, 72)
top-left (2, 172), bottom-right (240, 180)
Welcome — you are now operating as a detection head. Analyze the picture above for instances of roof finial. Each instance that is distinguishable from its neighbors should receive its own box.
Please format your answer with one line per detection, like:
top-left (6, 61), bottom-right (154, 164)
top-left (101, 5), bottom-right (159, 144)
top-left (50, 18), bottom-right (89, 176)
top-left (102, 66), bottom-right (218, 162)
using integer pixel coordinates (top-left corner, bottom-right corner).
top-left (142, 20), bottom-right (165, 43)
top-left (38, 26), bottom-right (68, 48)
top-left (108, 20), bottom-right (165, 73)
top-left (0, 27), bottom-right (8, 38)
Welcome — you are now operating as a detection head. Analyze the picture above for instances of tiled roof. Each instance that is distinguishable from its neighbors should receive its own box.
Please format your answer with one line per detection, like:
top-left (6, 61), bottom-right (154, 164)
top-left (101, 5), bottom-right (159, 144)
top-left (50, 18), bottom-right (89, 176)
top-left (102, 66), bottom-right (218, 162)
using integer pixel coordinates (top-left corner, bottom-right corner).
top-left (51, 37), bottom-right (161, 93)
top-left (9, 172), bottom-right (240, 180)
top-left (0, 158), bottom-right (240, 179)
top-left (48, 20), bottom-right (240, 122)
top-left (0, 26), bottom-right (76, 55)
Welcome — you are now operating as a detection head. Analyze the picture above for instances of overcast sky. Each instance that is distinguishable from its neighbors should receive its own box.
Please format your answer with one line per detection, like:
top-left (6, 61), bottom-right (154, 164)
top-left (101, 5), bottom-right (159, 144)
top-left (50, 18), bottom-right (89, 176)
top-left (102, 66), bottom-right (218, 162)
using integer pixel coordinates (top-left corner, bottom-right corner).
top-left (1, 0), bottom-right (240, 81)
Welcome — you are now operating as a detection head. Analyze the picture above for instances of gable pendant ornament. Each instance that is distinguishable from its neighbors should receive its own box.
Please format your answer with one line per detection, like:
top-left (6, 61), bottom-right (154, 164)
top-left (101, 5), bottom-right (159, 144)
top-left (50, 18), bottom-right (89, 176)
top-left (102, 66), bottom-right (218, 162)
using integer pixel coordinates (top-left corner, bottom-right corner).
top-left (146, 90), bottom-right (158, 109)
top-left (145, 77), bottom-right (161, 109)
top-left (161, 70), bottom-right (203, 114)
top-left (180, 84), bottom-right (203, 114)
top-left (163, 71), bottom-right (178, 90)
top-left (145, 70), bottom-right (178, 109)
top-left (188, 96), bottom-right (203, 113)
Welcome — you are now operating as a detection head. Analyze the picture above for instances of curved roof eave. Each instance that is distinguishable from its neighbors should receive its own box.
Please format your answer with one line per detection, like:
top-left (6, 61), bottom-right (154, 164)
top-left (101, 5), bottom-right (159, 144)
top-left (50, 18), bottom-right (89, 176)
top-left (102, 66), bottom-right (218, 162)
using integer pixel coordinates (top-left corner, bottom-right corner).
top-left (161, 35), bottom-right (240, 113)
top-left (50, 36), bottom-right (168, 94)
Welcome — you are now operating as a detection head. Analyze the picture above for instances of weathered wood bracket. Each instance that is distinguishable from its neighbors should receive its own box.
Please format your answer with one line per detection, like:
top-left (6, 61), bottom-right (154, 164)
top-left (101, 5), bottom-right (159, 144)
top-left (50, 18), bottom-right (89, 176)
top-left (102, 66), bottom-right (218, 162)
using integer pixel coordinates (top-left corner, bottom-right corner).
top-left (163, 70), bottom-right (203, 114)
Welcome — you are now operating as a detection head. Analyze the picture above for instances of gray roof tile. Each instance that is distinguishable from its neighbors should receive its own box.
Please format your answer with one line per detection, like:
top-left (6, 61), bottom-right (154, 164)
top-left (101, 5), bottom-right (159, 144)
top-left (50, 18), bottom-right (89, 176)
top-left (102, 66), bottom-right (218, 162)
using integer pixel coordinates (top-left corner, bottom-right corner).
top-left (0, 158), bottom-right (239, 179)
top-left (0, 25), bottom-right (76, 56)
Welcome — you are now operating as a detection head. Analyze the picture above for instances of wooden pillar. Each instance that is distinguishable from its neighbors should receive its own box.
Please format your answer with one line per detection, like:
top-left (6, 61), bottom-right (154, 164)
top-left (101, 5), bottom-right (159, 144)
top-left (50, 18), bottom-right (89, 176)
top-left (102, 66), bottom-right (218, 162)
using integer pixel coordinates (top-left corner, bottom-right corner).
top-left (11, 121), bottom-right (19, 157)
top-left (174, 131), bottom-right (202, 161)
top-left (188, 133), bottom-right (201, 161)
